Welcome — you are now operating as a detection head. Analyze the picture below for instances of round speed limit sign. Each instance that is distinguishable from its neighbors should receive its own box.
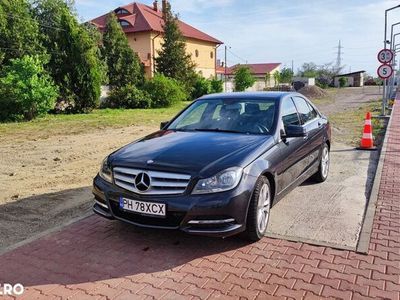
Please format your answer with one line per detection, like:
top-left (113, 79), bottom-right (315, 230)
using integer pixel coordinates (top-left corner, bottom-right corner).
top-left (378, 49), bottom-right (394, 63)
top-left (377, 64), bottom-right (393, 79)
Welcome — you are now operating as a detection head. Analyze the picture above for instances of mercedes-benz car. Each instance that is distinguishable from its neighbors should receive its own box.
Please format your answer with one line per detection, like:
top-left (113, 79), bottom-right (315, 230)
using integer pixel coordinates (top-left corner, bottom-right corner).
top-left (93, 92), bottom-right (331, 241)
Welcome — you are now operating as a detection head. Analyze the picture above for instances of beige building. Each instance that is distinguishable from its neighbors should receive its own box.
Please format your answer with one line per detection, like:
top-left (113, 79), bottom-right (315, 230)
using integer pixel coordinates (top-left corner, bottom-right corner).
top-left (90, 1), bottom-right (223, 78)
top-left (334, 71), bottom-right (366, 87)
top-left (217, 63), bottom-right (282, 92)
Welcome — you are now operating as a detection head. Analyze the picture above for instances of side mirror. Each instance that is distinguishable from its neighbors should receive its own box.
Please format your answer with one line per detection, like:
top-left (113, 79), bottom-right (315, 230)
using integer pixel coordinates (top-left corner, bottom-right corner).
top-left (283, 125), bottom-right (307, 138)
top-left (160, 121), bottom-right (169, 130)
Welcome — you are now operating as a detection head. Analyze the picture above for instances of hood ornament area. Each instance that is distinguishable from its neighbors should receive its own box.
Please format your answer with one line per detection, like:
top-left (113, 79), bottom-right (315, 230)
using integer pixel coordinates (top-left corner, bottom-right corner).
top-left (134, 172), bottom-right (151, 192)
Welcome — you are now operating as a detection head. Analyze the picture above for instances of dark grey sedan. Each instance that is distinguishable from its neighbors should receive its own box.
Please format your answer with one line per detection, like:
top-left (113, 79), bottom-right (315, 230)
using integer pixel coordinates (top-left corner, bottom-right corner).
top-left (93, 92), bottom-right (331, 241)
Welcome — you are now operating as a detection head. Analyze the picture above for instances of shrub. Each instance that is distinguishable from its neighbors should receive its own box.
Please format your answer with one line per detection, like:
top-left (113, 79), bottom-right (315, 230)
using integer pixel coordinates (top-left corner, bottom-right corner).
top-left (210, 78), bottom-right (223, 94)
top-left (106, 85), bottom-right (151, 109)
top-left (316, 76), bottom-right (330, 89)
top-left (191, 76), bottom-right (211, 99)
top-left (0, 55), bottom-right (58, 121)
top-left (146, 74), bottom-right (187, 108)
top-left (339, 77), bottom-right (347, 88)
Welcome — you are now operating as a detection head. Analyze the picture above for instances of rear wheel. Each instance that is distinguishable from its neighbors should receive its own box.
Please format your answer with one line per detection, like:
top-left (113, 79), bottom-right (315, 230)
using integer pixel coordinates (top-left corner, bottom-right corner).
top-left (245, 176), bottom-right (271, 241)
top-left (313, 143), bottom-right (330, 183)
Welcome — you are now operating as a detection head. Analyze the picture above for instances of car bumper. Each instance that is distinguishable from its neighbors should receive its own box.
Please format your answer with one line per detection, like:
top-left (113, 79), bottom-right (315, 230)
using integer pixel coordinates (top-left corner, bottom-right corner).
top-left (92, 173), bottom-right (256, 238)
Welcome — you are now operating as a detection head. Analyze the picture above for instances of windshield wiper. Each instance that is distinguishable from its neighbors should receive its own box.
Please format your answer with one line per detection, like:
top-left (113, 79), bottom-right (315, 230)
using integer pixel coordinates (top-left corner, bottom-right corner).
top-left (194, 128), bottom-right (245, 134)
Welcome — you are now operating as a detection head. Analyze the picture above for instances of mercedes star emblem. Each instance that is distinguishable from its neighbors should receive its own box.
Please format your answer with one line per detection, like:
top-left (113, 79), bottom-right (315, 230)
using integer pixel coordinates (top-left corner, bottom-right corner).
top-left (134, 172), bottom-right (151, 192)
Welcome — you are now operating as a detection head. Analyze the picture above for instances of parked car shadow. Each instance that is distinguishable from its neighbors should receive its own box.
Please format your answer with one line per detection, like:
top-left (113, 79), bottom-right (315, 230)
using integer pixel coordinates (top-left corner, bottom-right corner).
top-left (0, 189), bottom-right (250, 288)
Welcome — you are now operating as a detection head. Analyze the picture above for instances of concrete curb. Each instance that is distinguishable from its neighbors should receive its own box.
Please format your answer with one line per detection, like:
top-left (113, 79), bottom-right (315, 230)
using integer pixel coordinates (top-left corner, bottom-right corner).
top-left (265, 232), bottom-right (355, 251)
top-left (0, 211), bottom-right (94, 256)
top-left (356, 104), bottom-right (395, 254)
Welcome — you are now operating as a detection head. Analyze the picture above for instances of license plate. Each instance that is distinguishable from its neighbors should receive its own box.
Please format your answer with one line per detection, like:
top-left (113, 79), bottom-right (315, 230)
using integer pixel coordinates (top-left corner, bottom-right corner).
top-left (119, 197), bottom-right (166, 217)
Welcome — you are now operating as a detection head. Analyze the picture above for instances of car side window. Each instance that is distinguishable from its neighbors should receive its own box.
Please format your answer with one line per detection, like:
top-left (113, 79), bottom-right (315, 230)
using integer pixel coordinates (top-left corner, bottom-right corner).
top-left (281, 98), bottom-right (300, 126)
top-left (306, 101), bottom-right (319, 120)
top-left (293, 97), bottom-right (313, 124)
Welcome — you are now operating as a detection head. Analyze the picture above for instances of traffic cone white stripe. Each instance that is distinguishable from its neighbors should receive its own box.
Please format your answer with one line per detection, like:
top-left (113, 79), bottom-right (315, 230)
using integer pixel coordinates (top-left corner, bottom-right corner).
top-left (363, 133), bottom-right (373, 139)
top-left (365, 120), bottom-right (372, 125)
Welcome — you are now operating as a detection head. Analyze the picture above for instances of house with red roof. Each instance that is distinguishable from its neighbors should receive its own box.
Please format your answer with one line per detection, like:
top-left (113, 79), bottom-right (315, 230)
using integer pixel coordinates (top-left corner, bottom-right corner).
top-left (90, 0), bottom-right (223, 78)
top-left (216, 63), bottom-right (282, 92)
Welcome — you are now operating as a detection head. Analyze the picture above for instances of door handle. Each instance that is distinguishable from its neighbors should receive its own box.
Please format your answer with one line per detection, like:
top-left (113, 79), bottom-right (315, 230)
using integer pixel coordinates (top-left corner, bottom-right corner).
top-left (318, 122), bottom-right (323, 128)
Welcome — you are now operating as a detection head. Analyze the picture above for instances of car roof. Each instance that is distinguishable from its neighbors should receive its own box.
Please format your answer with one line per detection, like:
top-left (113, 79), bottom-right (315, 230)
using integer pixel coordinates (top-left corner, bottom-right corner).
top-left (198, 91), bottom-right (301, 101)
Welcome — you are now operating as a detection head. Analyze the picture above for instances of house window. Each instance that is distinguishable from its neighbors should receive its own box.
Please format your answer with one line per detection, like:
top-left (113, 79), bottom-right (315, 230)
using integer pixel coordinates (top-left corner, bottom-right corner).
top-left (210, 51), bottom-right (214, 59)
top-left (119, 20), bottom-right (131, 27)
top-left (115, 8), bottom-right (129, 14)
top-left (195, 50), bottom-right (199, 57)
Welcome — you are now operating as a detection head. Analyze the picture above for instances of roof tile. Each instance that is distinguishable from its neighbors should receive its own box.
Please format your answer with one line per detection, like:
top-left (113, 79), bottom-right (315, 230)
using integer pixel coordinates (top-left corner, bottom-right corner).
top-left (90, 2), bottom-right (222, 44)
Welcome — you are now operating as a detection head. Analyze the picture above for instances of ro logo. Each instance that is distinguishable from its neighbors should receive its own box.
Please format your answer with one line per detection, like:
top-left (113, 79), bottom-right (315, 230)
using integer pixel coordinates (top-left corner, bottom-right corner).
top-left (0, 283), bottom-right (24, 296)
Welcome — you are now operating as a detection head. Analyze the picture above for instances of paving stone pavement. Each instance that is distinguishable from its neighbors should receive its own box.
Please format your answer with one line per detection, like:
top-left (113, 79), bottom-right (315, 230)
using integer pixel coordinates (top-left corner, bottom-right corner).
top-left (0, 101), bottom-right (399, 300)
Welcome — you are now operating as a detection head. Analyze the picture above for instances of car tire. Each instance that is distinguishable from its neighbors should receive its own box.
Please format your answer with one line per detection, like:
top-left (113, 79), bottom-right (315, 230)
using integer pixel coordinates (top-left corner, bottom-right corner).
top-left (245, 176), bottom-right (271, 242)
top-left (313, 143), bottom-right (330, 183)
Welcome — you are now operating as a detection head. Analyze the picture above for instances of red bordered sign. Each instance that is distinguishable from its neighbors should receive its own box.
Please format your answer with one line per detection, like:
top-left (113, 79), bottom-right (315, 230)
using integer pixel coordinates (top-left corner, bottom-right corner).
top-left (377, 49), bottom-right (394, 63)
top-left (377, 64), bottom-right (393, 79)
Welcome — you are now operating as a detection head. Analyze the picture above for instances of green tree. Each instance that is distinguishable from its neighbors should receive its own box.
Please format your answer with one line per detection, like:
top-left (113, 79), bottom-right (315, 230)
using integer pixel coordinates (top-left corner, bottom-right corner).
top-left (210, 78), bottom-right (223, 93)
top-left (0, 0), bottom-right (43, 65)
top-left (298, 62), bottom-right (318, 78)
top-left (33, 0), bottom-right (102, 112)
top-left (0, 55), bottom-right (58, 121)
top-left (273, 71), bottom-right (281, 87)
top-left (233, 65), bottom-right (255, 92)
top-left (280, 67), bottom-right (294, 83)
top-left (155, 2), bottom-right (196, 93)
top-left (102, 13), bottom-right (144, 89)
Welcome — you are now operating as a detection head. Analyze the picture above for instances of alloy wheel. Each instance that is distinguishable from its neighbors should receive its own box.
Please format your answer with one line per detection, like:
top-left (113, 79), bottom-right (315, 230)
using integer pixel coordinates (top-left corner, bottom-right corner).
top-left (321, 146), bottom-right (330, 179)
top-left (257, 183), bottom-right (270, 233)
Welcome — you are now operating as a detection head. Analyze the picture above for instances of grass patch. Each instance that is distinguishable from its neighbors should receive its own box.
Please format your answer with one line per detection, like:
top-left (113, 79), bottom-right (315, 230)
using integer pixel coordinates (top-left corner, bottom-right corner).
top-left (0, 101), bottom-right (189, 141)
top-left (329, 100), bottom-right (387, 147)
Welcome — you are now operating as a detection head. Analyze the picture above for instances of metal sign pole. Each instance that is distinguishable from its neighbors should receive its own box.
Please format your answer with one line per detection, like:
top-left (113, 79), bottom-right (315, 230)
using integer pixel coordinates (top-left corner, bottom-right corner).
top-left (383, 80), bottom-right (386, 116)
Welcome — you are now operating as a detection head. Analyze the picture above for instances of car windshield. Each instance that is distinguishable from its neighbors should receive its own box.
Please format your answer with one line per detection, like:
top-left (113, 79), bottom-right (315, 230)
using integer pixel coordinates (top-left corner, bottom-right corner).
top-left (167, 98), bottom-right (277, 135)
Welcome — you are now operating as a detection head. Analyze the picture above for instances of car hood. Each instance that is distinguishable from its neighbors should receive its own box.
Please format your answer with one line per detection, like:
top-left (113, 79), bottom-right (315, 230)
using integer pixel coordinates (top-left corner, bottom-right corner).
top-left (109, 130), bottom-right (275, 177)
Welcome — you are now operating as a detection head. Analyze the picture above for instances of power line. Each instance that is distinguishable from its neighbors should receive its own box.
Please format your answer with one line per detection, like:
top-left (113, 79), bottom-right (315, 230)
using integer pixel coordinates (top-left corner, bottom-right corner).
top-left (226, 48), bottom-right (248, 64)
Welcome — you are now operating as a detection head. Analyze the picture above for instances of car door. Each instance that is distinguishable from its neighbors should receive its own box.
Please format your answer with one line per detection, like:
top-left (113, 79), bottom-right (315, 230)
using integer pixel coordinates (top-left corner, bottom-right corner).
top-left (292, 96), bottom-right (323, 175)
top-left (276, 97), bottom-right (309, 194)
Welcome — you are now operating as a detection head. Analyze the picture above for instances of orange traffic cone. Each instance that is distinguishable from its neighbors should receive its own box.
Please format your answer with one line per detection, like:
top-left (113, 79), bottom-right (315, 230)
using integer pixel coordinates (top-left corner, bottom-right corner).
top-left (357, 112), bottom-right (376, 150)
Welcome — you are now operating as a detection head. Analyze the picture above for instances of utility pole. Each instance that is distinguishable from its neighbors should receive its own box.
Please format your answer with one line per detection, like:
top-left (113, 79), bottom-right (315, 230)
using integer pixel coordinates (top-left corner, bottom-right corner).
top-left (335, 40), bottom-right (343, 71)
top-left (291, 60), bottom-right (294, 73)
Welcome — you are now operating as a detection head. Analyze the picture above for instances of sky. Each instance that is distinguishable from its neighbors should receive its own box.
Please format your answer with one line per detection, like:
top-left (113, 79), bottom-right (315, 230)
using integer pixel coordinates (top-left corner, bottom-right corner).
top-left (75, 0), bottom-right (400, 76)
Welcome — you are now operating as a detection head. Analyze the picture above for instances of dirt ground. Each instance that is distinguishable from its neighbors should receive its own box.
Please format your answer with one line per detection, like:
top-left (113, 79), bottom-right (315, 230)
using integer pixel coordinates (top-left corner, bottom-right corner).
top-left (0, 86), bottom-right (382, 251)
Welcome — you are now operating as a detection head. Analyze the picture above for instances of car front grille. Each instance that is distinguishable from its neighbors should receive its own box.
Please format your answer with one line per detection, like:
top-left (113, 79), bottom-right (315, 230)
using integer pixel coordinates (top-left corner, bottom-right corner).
top-left (113, 167), bottom-right (191, 195)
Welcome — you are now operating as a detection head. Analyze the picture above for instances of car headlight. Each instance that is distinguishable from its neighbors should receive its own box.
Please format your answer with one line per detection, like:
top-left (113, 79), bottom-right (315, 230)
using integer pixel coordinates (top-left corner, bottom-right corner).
top-left (99, 157), bottom-right (112, 183)
top-left (192, 167), bottom-right (243, 194)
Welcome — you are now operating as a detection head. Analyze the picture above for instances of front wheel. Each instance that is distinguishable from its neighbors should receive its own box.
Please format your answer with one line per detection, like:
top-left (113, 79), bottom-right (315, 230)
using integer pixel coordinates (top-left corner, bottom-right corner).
top-left (245, 176), bottom-right (271, 241)
top-left (313, 143), bottom-right (330, 183)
